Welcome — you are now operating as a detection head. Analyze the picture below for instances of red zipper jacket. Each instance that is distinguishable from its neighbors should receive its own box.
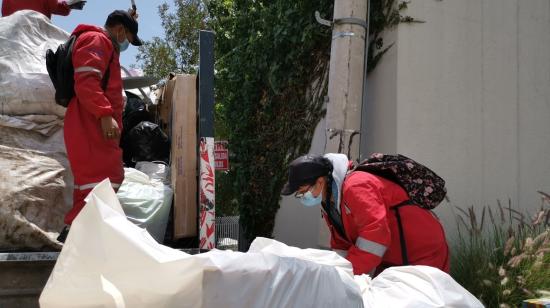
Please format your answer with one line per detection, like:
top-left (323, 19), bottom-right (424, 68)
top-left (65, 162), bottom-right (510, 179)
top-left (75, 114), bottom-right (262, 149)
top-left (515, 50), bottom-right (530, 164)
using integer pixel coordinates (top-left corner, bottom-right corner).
top-left (63, 25), bottom-right (124, 224)
top-left (323, 169), bottom-right (450, 275)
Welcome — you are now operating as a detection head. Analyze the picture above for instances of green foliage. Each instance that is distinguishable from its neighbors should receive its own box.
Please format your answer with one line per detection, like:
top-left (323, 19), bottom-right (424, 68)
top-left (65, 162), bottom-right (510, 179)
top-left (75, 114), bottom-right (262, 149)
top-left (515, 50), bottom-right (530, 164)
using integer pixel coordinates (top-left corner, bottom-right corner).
top-left (137, 0), bottom-right (422, 241)
top-left (208, 0), bottom-right (333, 241)
top-left (367, 0), bottom-right (423, 73)
top-left (136, 0), bottom-right (209, 79)
top-left (451, 195), bottom-right (550, 307)
top-left (208, 0), bottom-right (423, 242)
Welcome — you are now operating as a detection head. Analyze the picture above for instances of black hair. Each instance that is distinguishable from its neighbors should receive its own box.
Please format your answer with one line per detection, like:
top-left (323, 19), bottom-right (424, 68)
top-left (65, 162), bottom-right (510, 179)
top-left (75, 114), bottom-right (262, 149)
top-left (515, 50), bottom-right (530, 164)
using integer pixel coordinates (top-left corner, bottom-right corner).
top-left (305, 156), bottom-right (333, 187)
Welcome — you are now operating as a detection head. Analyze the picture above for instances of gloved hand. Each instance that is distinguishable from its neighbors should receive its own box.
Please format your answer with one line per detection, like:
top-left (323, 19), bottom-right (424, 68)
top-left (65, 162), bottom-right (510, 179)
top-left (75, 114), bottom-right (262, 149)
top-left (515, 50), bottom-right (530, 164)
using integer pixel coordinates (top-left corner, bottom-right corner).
top-left (69, 1), bottom-right (86, 10)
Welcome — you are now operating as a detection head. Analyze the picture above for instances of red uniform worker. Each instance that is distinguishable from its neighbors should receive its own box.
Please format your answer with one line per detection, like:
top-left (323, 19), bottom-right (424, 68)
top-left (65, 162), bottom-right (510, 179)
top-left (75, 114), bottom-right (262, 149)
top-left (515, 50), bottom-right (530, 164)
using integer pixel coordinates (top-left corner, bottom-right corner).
top-left (282, 154), bottom-right (450, 276)
top-left (1, 0), bottom-right (78, 19)
top-left (58, 10), bottom-right (142, 241)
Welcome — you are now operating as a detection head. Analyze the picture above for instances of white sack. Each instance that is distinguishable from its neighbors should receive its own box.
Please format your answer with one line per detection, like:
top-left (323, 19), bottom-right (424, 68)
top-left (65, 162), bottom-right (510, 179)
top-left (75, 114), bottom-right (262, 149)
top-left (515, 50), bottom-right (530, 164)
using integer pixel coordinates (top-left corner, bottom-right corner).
top-left (40, 180), bottom-right (483, 308)
top-left (0, 114), bottom-right (62, 136)
top-left (0, 10), bottom-right (69, 117)
top-left (40, 180), bottom-right (203, 308)
top-left (357, 266), bottom-right (484, 308)
top-left (117, 167), bottom-right (173, 243)
top-left (0, 125), bottom-right (71, 250)
top-left (40, 180), bottom-right (365, 308)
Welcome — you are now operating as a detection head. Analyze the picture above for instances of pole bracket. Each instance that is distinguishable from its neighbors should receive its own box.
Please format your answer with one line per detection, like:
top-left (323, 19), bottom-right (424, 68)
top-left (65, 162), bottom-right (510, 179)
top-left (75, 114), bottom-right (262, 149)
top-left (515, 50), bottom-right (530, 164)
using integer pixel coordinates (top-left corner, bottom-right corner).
top-left (315, 11), bottom-right (368, 29)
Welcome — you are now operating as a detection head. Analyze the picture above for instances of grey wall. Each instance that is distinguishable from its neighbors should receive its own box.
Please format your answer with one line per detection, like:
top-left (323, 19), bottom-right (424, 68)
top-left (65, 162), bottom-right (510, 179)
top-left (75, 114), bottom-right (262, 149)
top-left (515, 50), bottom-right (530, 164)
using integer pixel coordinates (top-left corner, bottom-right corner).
top-left (274, 0), bottom-right (550, 247)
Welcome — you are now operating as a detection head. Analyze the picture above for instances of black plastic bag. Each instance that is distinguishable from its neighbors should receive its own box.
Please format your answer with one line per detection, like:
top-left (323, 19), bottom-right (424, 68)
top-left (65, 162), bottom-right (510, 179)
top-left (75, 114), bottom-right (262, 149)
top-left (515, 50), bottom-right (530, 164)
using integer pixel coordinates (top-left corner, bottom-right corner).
top-left (123, 91), bottom-right (153, 131)
top-left (121, 92), bottom-right (155, 166)
top-left (123, 121), bottom-right (170, 166)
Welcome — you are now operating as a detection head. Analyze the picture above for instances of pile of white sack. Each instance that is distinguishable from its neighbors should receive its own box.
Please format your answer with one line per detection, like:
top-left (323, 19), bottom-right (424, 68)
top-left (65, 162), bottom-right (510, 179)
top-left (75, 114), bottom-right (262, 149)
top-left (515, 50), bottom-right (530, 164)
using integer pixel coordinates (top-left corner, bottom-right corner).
top-left (0, 11), bottom-right (71, 250)
top-left (40, 180), bottom-right (484, 308)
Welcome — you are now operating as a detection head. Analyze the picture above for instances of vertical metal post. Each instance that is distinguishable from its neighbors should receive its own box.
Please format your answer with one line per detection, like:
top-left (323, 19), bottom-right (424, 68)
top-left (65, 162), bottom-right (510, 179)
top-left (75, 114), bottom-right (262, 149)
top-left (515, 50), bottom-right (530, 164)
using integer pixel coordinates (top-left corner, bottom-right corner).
top-left (324, 0), bottom-right (368, 163)
top-left (359, 0), bottom-right (371, 162)
top-left (320, 0), bottom-right (368, 248)
top-left (198, 30), bottom-right (216, 250)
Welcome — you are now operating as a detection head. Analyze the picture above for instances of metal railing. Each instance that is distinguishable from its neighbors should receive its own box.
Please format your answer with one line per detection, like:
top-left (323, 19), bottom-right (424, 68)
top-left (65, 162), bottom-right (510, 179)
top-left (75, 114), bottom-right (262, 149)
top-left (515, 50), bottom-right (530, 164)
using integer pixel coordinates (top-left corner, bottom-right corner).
top-left (215, 216), bottom-right (239, 250)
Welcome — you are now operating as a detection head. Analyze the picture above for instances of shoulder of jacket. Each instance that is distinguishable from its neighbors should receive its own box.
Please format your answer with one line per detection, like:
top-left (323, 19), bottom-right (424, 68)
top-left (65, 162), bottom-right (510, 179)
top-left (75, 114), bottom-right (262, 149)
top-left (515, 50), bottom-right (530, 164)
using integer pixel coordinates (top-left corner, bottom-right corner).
top-left (76, 31), bottom-right (113, 47)
top-left (344, 171), bottom-right (380, 186)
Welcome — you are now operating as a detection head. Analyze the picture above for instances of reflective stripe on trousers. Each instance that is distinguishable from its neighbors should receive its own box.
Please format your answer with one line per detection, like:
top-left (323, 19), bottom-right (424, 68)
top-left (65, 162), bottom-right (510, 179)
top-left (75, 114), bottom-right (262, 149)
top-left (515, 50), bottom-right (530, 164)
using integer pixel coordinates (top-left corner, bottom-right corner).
top-left (74, 181), bottom-right (121, 191)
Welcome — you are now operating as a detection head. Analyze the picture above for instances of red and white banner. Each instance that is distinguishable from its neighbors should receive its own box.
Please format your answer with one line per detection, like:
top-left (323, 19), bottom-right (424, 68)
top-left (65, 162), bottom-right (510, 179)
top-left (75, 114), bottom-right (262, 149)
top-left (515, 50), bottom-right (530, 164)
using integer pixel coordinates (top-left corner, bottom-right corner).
top-left (199, 137), bottom-right (216, 249)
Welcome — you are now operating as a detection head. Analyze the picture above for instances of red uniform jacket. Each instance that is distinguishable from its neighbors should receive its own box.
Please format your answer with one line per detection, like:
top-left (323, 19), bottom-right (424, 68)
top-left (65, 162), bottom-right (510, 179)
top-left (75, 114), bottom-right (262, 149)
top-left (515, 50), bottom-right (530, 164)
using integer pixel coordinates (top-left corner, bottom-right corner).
top-left (2, 0), bottom-right (70, 19)
top-left (63, 25), bottom-right (124, 224)
top-left (324, 171), bottom-right (450, 275)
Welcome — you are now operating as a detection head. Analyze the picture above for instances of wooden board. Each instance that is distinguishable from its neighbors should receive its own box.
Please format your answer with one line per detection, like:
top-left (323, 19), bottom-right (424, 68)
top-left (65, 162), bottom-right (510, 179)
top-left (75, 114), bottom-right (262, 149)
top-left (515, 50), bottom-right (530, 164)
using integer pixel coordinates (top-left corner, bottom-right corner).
top-left (170, 74), bottom-right (198, 238)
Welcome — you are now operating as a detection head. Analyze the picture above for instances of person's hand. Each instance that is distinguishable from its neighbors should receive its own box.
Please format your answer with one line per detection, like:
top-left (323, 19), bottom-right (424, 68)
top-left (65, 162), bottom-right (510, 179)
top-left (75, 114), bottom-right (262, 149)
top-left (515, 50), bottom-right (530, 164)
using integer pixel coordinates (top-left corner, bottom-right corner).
top-left (69, 1), bottom-right (86, 10)
top-left (100, 116), bottom-right (120, 140)
top-left (128, 8), bottom-right (139, 20)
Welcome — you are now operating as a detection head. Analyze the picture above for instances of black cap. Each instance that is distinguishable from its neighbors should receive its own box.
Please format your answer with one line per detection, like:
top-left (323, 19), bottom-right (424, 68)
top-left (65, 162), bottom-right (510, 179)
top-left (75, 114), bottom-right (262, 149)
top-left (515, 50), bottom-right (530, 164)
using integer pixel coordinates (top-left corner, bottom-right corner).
top-left (281, 155), bottom-right (332, 196)
top-left (106, 10), bottom-right (143, 46)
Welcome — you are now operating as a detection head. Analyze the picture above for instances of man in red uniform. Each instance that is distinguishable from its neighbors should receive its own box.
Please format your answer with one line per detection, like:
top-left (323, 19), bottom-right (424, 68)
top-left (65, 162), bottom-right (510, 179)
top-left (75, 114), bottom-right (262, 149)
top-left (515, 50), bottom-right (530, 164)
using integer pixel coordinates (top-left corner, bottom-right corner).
top-left (57, 10), bottom-right (142, 242)
top-left (2, 0), bottom-right (85, 19)
top-left (281, 153), bottom-right (450, 276)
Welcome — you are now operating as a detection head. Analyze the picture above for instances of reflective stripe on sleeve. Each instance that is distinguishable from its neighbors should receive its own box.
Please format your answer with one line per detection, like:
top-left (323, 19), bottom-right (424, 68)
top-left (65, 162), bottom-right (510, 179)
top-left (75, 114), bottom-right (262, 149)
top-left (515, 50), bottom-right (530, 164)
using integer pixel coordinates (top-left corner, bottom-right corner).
top-left (355, 237), bottom-right (387, 258)
top-left (74, 66), bottom-right (103, 78)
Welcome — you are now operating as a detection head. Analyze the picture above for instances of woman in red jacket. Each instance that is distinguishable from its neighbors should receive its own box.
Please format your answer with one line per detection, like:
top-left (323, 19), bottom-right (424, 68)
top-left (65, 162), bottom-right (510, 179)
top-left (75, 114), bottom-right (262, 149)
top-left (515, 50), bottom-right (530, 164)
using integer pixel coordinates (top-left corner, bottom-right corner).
top-left (281, 153), bottom-right (450, 276)
top-left (1, 0), bottom-right (85, 19)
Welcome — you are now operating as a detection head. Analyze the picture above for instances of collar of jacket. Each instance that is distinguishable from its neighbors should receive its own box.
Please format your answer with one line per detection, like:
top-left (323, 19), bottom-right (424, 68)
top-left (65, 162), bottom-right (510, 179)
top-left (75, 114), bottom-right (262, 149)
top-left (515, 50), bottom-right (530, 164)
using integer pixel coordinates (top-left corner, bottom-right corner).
top-left (323, 153), bottom-right (349, 214)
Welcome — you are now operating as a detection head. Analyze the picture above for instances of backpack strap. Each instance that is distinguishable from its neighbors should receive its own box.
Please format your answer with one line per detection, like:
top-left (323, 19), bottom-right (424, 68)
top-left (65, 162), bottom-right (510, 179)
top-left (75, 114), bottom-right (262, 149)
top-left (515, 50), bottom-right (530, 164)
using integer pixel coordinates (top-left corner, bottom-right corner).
top-left (322, 176), bottom-right (348, 241)
top-left (391, 199), bottom-right (413, 265)
top-left (100, 50), bottom-right (115, 91)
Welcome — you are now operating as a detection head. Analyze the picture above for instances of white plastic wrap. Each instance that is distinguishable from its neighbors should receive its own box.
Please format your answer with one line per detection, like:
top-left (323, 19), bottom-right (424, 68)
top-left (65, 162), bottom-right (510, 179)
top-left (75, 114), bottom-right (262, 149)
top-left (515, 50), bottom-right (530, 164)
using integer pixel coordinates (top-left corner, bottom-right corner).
top-left (40, 180), bottom-right (483, 308)
top-left (117, 167), bottom-right (173, 243)
top-left (357, 266), bottom-right (484, 307)
top-left (40, 180), bottom-right (365, 308)
top-left (0, 10), bottom-right (69, 117)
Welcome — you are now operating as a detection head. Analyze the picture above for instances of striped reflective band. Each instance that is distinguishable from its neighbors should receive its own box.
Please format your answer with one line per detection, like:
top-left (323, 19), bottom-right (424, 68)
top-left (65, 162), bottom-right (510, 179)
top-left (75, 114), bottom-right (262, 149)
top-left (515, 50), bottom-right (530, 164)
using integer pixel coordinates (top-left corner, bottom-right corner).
top-left (334, 249), bottom-right (348, 258)
top-left (74, 66), bottom-right (102, 78)
top-left (355, 237), bottom-right (387, 258)
top-left (74, 182), bottom-right (121, 191)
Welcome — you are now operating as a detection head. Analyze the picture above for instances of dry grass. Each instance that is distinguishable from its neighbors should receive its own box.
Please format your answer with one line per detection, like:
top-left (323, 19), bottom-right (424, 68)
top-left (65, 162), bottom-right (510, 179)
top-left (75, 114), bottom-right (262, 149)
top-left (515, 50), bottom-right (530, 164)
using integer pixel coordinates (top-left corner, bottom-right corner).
top-left (451, 191), bottom-right (550, 307)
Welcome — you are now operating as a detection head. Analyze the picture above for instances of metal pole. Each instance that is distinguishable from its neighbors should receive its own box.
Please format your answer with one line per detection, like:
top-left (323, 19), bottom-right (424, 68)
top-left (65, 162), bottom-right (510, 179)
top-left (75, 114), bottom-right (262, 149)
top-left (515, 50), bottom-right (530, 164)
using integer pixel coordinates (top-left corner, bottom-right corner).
top-left (198, 30), bottom-right (216, 250)
top-left (324, 0), bottom-right (368, 162)
top-left (359, 0), bottom-right (371, 162)
top-left (320, 0), bottom-right (368, 248)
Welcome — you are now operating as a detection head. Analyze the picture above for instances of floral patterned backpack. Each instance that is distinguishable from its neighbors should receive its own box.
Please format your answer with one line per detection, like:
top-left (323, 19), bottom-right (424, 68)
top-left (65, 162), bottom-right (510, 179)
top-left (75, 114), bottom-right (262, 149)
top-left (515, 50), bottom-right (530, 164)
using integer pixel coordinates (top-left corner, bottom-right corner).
top-left (352, 153), bottom-right (447, 210)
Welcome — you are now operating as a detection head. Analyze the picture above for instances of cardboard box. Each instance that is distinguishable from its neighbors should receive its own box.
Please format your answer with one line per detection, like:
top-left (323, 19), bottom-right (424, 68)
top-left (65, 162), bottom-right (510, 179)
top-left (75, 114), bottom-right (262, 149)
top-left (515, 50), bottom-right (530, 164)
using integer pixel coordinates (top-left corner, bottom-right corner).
top-left (158, 78), bottom-right (176, 135)
top-left (170, 74), bottom-right (198, 238)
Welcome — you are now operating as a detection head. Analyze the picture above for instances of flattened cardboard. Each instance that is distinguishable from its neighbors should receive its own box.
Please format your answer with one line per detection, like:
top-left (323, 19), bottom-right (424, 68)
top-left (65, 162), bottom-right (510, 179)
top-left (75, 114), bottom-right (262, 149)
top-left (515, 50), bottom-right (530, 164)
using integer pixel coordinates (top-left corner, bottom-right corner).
top-left (170, 74), bottom-right (197, 238)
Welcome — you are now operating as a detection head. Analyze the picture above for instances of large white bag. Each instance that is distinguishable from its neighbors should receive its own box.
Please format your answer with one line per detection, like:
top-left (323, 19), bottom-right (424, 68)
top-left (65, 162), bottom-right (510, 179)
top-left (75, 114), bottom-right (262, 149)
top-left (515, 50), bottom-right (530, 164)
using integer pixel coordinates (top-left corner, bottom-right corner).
top-left (117, 167), bottom-right (173, 243)
top-left (0, 11), bottom-right (68, 117)
top-left (39, 180), bottom-right (365, 308)
top-left (357, 266), bottom-right (484, 308)
top-left (0, 123), bottom-right (71, 250)
top-left (40, 180), bottom-right (483, 308)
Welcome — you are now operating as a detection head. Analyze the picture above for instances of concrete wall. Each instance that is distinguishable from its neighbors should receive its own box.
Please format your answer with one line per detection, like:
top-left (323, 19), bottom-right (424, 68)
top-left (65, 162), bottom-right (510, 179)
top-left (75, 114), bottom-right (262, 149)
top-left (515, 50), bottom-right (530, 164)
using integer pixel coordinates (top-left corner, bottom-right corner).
top-left (388, 0), bottom-right (550, 238)
top-left (274, 0), bottom-right (550, 247)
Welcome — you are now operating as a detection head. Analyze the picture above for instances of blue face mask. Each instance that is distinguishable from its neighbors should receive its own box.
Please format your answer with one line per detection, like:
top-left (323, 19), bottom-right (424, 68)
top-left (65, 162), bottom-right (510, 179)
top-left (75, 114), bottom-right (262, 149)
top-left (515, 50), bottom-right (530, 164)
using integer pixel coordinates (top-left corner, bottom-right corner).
top-left (299, 188), bottom-right (323, 207)
top-left (119, 38), bottom-right (130, 52)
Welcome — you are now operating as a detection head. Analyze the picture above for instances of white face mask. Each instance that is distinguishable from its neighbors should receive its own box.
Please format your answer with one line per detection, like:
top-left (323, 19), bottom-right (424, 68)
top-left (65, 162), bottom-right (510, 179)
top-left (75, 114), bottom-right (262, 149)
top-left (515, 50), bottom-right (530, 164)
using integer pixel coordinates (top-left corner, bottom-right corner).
top-left (298, 184), bottom-right (323, 207)
top-left (116, 29), bottom-right (130, 52)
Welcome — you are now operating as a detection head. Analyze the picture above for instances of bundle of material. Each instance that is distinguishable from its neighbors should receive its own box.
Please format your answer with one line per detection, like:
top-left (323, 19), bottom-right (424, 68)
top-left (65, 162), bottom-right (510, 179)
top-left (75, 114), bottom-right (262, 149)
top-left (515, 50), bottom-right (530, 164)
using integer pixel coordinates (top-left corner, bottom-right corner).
top-left (40, 180), bottom-right (484, 308)
top-left (0, 10), bottom-right (68, 117)
top-left (0, 11), bottom-right (72, 250)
